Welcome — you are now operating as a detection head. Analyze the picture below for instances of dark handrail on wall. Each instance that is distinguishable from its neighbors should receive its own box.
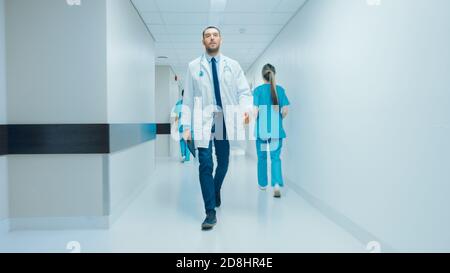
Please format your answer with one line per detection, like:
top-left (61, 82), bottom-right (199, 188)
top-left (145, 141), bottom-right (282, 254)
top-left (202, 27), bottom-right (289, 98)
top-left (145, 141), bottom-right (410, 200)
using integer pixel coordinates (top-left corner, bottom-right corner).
top-left (0, 123), bottom-right (170, 155)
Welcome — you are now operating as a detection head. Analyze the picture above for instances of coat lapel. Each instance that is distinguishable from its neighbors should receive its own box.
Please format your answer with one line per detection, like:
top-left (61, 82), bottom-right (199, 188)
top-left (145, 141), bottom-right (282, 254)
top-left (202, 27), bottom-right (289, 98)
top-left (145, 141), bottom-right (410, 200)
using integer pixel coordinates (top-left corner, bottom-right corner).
top-left (219, 54), bottom-right (226, 83)
top-left (200, 54), bottom-right (212, 82)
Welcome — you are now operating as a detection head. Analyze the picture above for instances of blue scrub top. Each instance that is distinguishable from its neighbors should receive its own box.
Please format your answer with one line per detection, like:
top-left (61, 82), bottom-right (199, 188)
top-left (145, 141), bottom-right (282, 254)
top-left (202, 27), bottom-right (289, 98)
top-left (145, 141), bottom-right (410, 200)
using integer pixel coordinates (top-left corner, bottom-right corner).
top-left (253, 84), bottom-right (290, 140)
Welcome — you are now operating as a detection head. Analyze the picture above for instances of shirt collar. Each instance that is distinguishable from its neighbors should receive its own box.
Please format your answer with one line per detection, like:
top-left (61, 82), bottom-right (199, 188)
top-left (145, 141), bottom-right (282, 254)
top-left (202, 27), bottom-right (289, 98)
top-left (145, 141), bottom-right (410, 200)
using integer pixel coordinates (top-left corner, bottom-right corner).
top-left (205, 53), bottom-right (221, 64)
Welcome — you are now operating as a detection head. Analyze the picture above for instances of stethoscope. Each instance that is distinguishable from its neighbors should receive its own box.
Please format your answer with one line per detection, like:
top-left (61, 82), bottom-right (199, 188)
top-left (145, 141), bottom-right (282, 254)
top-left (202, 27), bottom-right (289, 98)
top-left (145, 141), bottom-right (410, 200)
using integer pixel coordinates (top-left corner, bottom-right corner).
top-left (198, 54), bottom-right (232, 81)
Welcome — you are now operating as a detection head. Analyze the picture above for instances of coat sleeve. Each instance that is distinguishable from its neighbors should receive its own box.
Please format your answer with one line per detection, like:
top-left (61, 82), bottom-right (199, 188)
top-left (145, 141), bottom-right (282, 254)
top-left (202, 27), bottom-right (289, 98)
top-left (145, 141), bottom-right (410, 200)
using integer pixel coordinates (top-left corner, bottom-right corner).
top-left (181, 66), bottom-right (194, 130)
top-left (235, 63), bottom-right (253, 113)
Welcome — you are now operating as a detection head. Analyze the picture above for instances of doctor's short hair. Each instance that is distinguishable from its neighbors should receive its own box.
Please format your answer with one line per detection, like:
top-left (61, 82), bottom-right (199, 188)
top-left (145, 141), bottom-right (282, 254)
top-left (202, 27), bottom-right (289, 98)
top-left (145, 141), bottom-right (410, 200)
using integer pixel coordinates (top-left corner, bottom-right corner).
top-left (202, 26), bottom-right (221, 38)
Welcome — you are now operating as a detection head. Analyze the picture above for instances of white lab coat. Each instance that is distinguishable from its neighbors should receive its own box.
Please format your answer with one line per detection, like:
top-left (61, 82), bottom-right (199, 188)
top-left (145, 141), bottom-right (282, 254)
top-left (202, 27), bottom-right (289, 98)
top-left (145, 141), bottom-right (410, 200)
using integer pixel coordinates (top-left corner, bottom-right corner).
top-left (181, 53), bottom-right (252, 148)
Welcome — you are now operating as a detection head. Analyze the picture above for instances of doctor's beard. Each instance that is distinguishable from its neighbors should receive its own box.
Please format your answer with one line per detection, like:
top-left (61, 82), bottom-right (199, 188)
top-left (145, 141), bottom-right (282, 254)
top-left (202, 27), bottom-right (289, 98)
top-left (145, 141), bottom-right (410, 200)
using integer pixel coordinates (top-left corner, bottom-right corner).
top-left (205, 45), bottom-right (220, 55)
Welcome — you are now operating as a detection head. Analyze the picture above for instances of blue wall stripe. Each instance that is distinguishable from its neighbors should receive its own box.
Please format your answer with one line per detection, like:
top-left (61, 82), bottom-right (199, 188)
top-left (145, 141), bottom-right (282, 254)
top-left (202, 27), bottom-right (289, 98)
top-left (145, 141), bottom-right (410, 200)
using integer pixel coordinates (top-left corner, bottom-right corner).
top-left (109, 123), bottom-right (157, 153)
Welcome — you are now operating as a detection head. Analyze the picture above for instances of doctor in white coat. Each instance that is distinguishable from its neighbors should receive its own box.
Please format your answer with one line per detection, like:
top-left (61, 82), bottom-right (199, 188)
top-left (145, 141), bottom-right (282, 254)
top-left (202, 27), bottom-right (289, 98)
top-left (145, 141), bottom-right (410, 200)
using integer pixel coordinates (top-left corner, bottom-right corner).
top-left (181, 26), bottom-right (252, 230)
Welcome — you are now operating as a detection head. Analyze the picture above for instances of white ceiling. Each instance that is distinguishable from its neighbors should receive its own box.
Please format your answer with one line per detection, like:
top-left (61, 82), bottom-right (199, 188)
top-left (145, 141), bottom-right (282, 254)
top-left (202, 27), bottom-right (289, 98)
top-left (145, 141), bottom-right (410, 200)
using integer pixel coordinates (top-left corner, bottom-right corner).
top-left (131, 0), bottom-right (307, 78)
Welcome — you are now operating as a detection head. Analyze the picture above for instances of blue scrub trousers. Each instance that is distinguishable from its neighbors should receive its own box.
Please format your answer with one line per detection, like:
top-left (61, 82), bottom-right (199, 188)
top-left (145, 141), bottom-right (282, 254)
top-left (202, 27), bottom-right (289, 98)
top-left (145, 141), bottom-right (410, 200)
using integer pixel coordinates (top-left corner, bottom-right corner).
top-left (197, 118), bottom-right (229, 215)
top-left (256, 138), bottom-right (284, 187)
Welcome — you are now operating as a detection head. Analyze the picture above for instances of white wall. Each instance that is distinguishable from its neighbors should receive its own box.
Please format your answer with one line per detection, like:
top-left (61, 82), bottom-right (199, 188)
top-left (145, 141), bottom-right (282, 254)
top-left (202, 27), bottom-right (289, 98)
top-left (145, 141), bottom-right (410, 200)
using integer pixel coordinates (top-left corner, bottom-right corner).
top-left (8, 155), bottom-right (104, 218)
top-left (108, 142), bottom-right (154, 224)
top-left (0, 157), bottom-right (6, 228)
top-left (0, 0), bottom-right (8, 229)
top-left (107, 0), bottom-right (155, 123)
top-left (5, 0), bottom-right (108, 228)
top-left (6, 0), bottom-right (108, 124)
top-left (0, 0), bottom-right (4, 125)
top-left (155, 65), bottom-right (180, 157)
top-left (155, 66), bottom-right (170, 157)
top-left (246, 0), bottom-right (450, 252)
top-left (4, 0), bottom-right (157, 230)
top-left (106, 0), bottom-right (156, 223)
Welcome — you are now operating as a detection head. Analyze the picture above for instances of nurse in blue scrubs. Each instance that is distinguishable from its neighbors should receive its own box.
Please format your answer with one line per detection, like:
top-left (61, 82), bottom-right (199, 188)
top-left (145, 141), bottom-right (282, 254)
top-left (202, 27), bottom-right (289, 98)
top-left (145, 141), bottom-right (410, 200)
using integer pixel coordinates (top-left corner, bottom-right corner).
top-left (253, 64), bottom-right (290, 198)
top-left (173, 90), bottom-right (190, 163)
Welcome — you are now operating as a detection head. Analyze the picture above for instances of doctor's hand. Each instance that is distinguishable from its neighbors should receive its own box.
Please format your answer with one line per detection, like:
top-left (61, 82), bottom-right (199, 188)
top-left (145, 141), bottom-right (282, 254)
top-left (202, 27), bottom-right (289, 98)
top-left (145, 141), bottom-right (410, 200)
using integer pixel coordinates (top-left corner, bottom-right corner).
top-left (243, 112), bottom-right (250, 125)
top-left (182, 129), bottom-right (192, 141)
top-left (281, 106), bottom-right (289, 119)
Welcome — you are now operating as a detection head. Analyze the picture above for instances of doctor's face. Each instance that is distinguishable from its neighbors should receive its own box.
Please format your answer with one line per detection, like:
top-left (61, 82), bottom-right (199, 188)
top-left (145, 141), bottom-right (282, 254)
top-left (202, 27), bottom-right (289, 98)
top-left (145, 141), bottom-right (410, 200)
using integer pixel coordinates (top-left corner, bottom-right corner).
top-left (202, 28), bottom-right (222, 55)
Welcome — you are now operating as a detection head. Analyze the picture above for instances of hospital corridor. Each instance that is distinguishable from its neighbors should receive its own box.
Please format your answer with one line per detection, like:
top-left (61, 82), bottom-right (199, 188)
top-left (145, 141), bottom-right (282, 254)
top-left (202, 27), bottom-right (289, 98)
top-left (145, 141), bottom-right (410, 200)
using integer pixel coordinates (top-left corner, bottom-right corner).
top-left (0, 156), bottom-right (365, 253)
top-left (0, 0), bottom-right (449, 254)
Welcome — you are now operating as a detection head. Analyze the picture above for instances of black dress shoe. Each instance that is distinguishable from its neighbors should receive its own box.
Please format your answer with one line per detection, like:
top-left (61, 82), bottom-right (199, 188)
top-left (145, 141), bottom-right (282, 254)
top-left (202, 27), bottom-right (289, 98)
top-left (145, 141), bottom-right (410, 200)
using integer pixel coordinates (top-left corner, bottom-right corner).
top-left (215, 191), bottom-right (221, 208)
top-left (201, 212), bottom-right (217, 230)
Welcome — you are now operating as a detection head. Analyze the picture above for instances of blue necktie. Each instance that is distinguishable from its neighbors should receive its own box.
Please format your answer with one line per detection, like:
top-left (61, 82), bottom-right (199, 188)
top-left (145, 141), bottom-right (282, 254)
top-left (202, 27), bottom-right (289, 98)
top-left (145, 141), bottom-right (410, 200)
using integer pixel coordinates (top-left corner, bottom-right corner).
top-left (211, 58), bottom-right (223, 109)
top-left (211, 57), bottom-right (226, 139)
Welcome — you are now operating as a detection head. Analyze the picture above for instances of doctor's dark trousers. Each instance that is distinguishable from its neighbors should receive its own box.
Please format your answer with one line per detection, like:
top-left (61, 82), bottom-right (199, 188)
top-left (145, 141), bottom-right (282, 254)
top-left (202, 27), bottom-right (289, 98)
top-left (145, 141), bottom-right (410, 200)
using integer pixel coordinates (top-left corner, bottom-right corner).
top-left (197, 116), bottom-right (229, 215)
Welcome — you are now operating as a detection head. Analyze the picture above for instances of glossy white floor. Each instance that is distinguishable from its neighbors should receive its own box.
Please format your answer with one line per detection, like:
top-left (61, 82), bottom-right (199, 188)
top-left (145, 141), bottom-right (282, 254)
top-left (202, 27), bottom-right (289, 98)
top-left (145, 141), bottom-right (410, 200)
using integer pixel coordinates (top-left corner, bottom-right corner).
top-left (0, 155), bottom-right (365, 253)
